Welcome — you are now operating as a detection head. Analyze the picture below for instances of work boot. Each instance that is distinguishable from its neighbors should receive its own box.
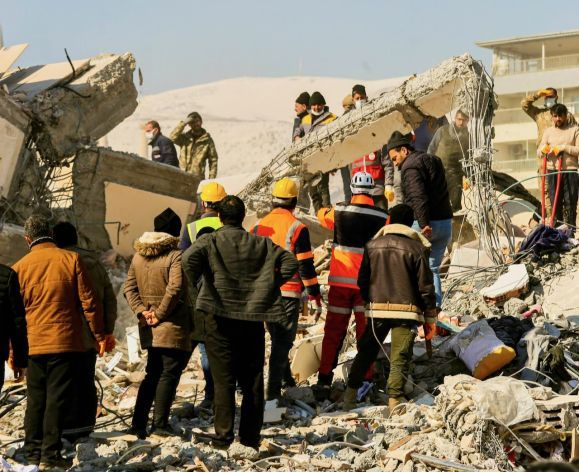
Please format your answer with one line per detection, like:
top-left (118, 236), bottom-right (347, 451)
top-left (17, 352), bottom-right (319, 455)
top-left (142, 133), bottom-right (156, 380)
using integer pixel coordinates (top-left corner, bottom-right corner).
top-left (312, 382), bottom-right (331, 402)
top-left (342, 387), bottom-right (357, 411)
top-left (38, 454), bottom-right (72, 471)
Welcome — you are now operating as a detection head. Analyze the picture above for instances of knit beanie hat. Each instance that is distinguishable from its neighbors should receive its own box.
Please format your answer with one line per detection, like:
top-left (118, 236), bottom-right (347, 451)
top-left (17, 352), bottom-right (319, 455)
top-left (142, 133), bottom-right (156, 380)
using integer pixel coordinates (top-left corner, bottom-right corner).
top-left (296, 91), bottom-right (310, 106)
top-left (154, 208), bottom-right (182, 237)
top-left (309, 91), bottom-right (326, 106)
top-left (387, 131), bottom-right (414, 152)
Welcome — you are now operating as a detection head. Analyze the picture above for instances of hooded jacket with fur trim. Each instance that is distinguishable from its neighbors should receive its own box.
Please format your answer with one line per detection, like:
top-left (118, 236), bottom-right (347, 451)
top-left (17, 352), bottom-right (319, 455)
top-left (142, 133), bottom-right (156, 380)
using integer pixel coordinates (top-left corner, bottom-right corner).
top-left (124, 232), bottom-right (192, 351)
top-left (357, 224), bottom-right (436, 323)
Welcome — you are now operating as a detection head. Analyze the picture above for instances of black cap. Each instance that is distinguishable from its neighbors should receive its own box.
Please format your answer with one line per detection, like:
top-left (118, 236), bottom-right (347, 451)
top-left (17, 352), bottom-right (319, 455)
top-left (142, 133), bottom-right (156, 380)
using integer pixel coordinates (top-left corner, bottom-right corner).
top-left (352, 84), bottom-right (366, 97)
top-left (296, 91), bottom-right (310, 106)
top-left (387, 131), bottom-right (413, 152)
top-left (309, 91), bottom-right (326, 106)
top-left (187, 111), bottom-right (202, 121)
top-left (154, 208), bottom-right (182, 237)
top-left (388, 204), bottom-right (415, 227)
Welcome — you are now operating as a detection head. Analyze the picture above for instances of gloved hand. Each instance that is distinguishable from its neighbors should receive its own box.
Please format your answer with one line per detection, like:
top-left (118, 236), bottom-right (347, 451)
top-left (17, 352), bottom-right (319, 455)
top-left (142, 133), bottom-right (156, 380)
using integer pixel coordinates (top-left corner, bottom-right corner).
top-left (98, 340), bottom-right (107, 357)
top-left (552, 145), bottom-right (562, 156)
top-left (308, 294), bottom-right (323, 321)
top-left (384, 185), bottom-right (395, 203)
top-left (104, 334), bottom-right (116, 353)
top-left (423, 321), bottom-right (437, 341)
top-left (537, 88), bottom-right (552, 97)
top-left (462, 177), bottom-right (470, 190)
top-left (541, 144), bottom-right (551, 155)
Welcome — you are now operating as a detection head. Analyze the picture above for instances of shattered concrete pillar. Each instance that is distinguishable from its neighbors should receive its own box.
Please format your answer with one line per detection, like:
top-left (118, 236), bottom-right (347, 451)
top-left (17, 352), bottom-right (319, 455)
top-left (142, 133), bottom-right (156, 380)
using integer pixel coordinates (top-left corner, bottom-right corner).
top-left (72, 148), bottom-right (200, 252)
top-left (18, 53), bottom-right (138, 161)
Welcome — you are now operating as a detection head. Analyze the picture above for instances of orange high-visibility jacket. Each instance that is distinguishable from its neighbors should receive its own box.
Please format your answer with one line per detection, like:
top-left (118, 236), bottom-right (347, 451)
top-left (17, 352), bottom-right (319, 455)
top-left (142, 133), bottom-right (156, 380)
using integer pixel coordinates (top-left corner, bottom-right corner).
top-left (317, 195), bottom-right (388, 289)
top-left (251, 208), bottom-right (320, 298)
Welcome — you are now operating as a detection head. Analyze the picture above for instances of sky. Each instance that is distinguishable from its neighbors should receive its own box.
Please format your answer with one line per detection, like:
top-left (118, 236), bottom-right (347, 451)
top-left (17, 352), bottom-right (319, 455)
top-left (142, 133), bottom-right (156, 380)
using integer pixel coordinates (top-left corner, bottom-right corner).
top-left (3, 0), bottom-right (579, 95)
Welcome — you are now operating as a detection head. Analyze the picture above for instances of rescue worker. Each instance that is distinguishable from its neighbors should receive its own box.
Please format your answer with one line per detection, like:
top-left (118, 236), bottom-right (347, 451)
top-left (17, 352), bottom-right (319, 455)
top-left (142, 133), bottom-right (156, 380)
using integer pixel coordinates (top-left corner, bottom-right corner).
top-left (343, 204), bottom-right (436, 411)
top-left (427, 110), bottom-right (470, 211)
top-left (179, 182), bottom-right (227, 250)
top-left (0, 263), bottom-right (27, 393)
top-left (387, 131), bottom-right (453, 307)
top-left (179, 183), bottom-right (226, 411)
top-left (182, 196), bottom-right (298, 450)
top-left (339, 93), bottom-right (356, 204)
top-left (348, 85), bottom-right (396, 210)
top-left (170, 112), bottom-right (219, 179)
top-left (413, 116), bottom-right (447, 153)
top-left (52, 222), bottom-right (117, 440)
top-left (144, 120), bottom-right (179, 167)
top-left (537, 103), bottom-right (579, 228)
top-left (294, 91), bottom-right (337, 213)
top-left (522, 88), bottom-right (576, 218)
top-left (124, 209), bottom-right (192, 438)
top-left (251, 178), bottom-right (322, 400)
top-left (14, 215), bottom-right (104, 470)
top-left (313, 172), bottom-right (388, 401)
top-left (292, 92), bottom-right (310, 142)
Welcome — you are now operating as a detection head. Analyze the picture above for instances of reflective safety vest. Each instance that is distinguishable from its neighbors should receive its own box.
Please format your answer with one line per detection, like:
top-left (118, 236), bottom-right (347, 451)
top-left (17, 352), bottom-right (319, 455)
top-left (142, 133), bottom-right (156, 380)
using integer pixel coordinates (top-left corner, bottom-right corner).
top-left (318, 195), bottom-right (388, 289)
top-left (351, 151), bottom-right (384, 182)
top-left (187, 216), bottom-right (222, 242)
top-left (252, 208), bottom-right (316, 298)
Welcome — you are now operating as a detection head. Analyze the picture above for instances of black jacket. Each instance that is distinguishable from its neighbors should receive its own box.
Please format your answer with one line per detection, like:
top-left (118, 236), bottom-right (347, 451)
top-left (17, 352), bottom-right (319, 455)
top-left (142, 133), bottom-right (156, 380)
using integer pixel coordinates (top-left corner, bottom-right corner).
top-left (400, 151), bottom-right (453, 228)
top-left (182, 225), bottom-right (298, 323)
top-left (151, 133), bottom-right (179, 167)
top-left (0, 264), bottom-right (28, 367)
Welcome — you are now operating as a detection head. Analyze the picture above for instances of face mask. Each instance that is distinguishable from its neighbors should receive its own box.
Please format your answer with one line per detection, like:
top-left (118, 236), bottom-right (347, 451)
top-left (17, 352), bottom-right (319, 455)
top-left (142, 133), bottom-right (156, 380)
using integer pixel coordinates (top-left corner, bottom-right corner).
top-left (145, 131), bottom-right (154, 142)
top-left (354, 99), bottom-right (366, 110)
top-left (311, 108), bottom-right (324, 116)
top-left (545, 97), bottom-right (556, 109)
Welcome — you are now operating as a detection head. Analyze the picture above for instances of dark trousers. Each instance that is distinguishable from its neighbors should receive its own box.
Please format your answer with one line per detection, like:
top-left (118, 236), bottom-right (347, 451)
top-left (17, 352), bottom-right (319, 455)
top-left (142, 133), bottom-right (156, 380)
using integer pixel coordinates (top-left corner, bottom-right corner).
top-left (132, 347), bottom-right (190, 430)
top-left (25, 353), bottom-right (76, 462)
top-left (547, 170), bottom-right (578, 227)
top-left (204, 313), bottom-right (265, 447)
top-left (340, 166), bottom-right (352, 202)
top-left (347, 318), bottom-right (416, 399)
top-left (0, 361), bottom-right (4, 393)
top-left (372, 194), bottom-right (388, 210)
top-left (446, 171), bottom-right (463, 211)
top-left (63, 351), bottom-right (97, 439)
top-left (309, 172), bottom-right (331, 213)
top-left (266, 297), bottom-right (300, 399)
top-left (191, 341), bottom-right (214, 401)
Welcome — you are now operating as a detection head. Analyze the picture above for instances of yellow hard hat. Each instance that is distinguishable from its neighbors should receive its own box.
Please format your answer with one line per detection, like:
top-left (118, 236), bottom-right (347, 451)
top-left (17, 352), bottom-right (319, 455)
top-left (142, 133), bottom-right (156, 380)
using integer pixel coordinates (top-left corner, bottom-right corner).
top-left (200, 182), bottom-right (227, 203)
top-left (272, 177), bottom-right (298, 199)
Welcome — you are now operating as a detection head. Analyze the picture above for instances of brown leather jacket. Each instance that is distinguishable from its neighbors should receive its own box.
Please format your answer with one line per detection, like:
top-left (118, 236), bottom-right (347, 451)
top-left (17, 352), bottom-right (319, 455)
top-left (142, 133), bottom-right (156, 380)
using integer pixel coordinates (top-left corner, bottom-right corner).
top-left (124, 232), bottom-right (191, 351)
top-left (12, 241), bottom-right (104, 356)
top-left (357, 225), bottom-right (436, 324)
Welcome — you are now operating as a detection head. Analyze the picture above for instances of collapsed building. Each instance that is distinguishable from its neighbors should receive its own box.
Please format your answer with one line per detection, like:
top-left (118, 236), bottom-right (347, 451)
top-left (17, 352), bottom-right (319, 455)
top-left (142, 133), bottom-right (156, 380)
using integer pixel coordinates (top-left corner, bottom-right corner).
top-left (0, 47), bottom-right (199, 265)
top-left (2, 46), bottom-right (579, 471)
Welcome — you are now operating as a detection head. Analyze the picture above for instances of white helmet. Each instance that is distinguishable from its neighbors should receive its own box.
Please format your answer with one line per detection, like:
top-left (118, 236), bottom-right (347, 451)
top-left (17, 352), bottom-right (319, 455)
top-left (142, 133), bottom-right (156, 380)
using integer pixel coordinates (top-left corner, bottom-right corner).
top-left (350, 171), bottom-right (374, 195)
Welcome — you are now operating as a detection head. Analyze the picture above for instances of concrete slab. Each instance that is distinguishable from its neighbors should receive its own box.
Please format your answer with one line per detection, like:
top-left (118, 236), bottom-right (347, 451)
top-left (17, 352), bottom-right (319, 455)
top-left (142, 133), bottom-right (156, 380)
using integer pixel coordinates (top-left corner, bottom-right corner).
top-left (480, 264), bottom-right (529, 304)
top-left (542, 269), bottom-right (579, 319)
top-left (0, 43), bottom-right (28, 76)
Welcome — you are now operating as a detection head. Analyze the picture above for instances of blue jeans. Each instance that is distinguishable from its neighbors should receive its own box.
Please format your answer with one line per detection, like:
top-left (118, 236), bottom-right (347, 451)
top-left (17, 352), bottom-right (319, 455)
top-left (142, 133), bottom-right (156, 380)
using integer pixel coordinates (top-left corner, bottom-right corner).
top-left (413, 219), bottom-right (452, 306)
top-left (192, 341), bottom-right (214, 401)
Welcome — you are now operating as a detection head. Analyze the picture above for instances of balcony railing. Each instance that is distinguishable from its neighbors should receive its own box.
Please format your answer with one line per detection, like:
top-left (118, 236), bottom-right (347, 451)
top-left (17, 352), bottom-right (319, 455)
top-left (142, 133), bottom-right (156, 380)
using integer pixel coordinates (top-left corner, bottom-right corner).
top-left (493, 52), bottom-right (579, 76)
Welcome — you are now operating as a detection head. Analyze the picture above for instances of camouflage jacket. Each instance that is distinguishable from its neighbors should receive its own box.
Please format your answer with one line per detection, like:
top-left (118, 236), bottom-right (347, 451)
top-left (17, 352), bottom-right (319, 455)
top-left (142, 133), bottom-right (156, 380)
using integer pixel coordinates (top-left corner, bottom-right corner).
top-left (170, 122), bottom-right (218, 178)
top-left (521, 92), bottom-right (576, 146)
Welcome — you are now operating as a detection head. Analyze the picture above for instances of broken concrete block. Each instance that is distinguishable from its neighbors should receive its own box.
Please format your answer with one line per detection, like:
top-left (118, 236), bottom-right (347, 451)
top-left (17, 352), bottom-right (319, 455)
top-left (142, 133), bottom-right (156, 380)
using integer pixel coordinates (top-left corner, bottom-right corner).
top-left (227, 442), bottom-right (259, 461)
top-left (290, 334), bottom-right (323, 383)
top-left (264, 399), bottom-right (287, 424)
top-left (543, 269), bottom-right (579, 320)
top-left (503, 297), bottom-right (528, 317)
top-left (480, 264), bottom-right (529, 305)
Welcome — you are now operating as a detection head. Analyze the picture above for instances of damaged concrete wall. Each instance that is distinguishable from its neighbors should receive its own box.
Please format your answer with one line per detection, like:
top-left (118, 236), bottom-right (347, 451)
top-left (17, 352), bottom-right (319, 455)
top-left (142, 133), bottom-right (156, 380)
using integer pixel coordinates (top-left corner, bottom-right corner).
top-left (72, 148), bottom-right (199, 252)
top-left (23, 53), bottom-right (138, 160)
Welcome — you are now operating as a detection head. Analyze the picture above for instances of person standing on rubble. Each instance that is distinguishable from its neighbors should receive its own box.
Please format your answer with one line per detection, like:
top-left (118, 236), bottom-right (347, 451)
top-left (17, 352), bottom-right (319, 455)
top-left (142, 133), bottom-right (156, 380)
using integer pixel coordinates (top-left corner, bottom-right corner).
top-left (342, 204), bottom-right (437, 411)
top-left (339, 94), bottom-right (356, 203)
top-left (52, 221), bottom-right (117, 440)
top-left (251, 177), bottom-right (322, 401)
top-left (144, 120), bottom-right (179, 167)
top-left (182, 196), bottom-right (298, 450)
top-left (292, 92), bottom-right (310, 142)
top-left (124, 208), bottom-right (192, 439)
top-left (170, 112), bottom-right (219, 179)
top-left (537, 104), bottom-right (579, 228)
top-left (13, 215), bottom-right (104, 470)
top-left (179, 182), bottom-right (228, 411)
top-left (294, 91), bottom-right (337, 213)
top-left (427, 110), bottom-right (470, 211)
top-left (387, 131), bottom-right (453, 308)
top-left (313, 172), bottom-right (389, 402)
top-left (522, 88), bottom-right (577, 219)
top-left (0, 263), bottom-right (27, 393)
